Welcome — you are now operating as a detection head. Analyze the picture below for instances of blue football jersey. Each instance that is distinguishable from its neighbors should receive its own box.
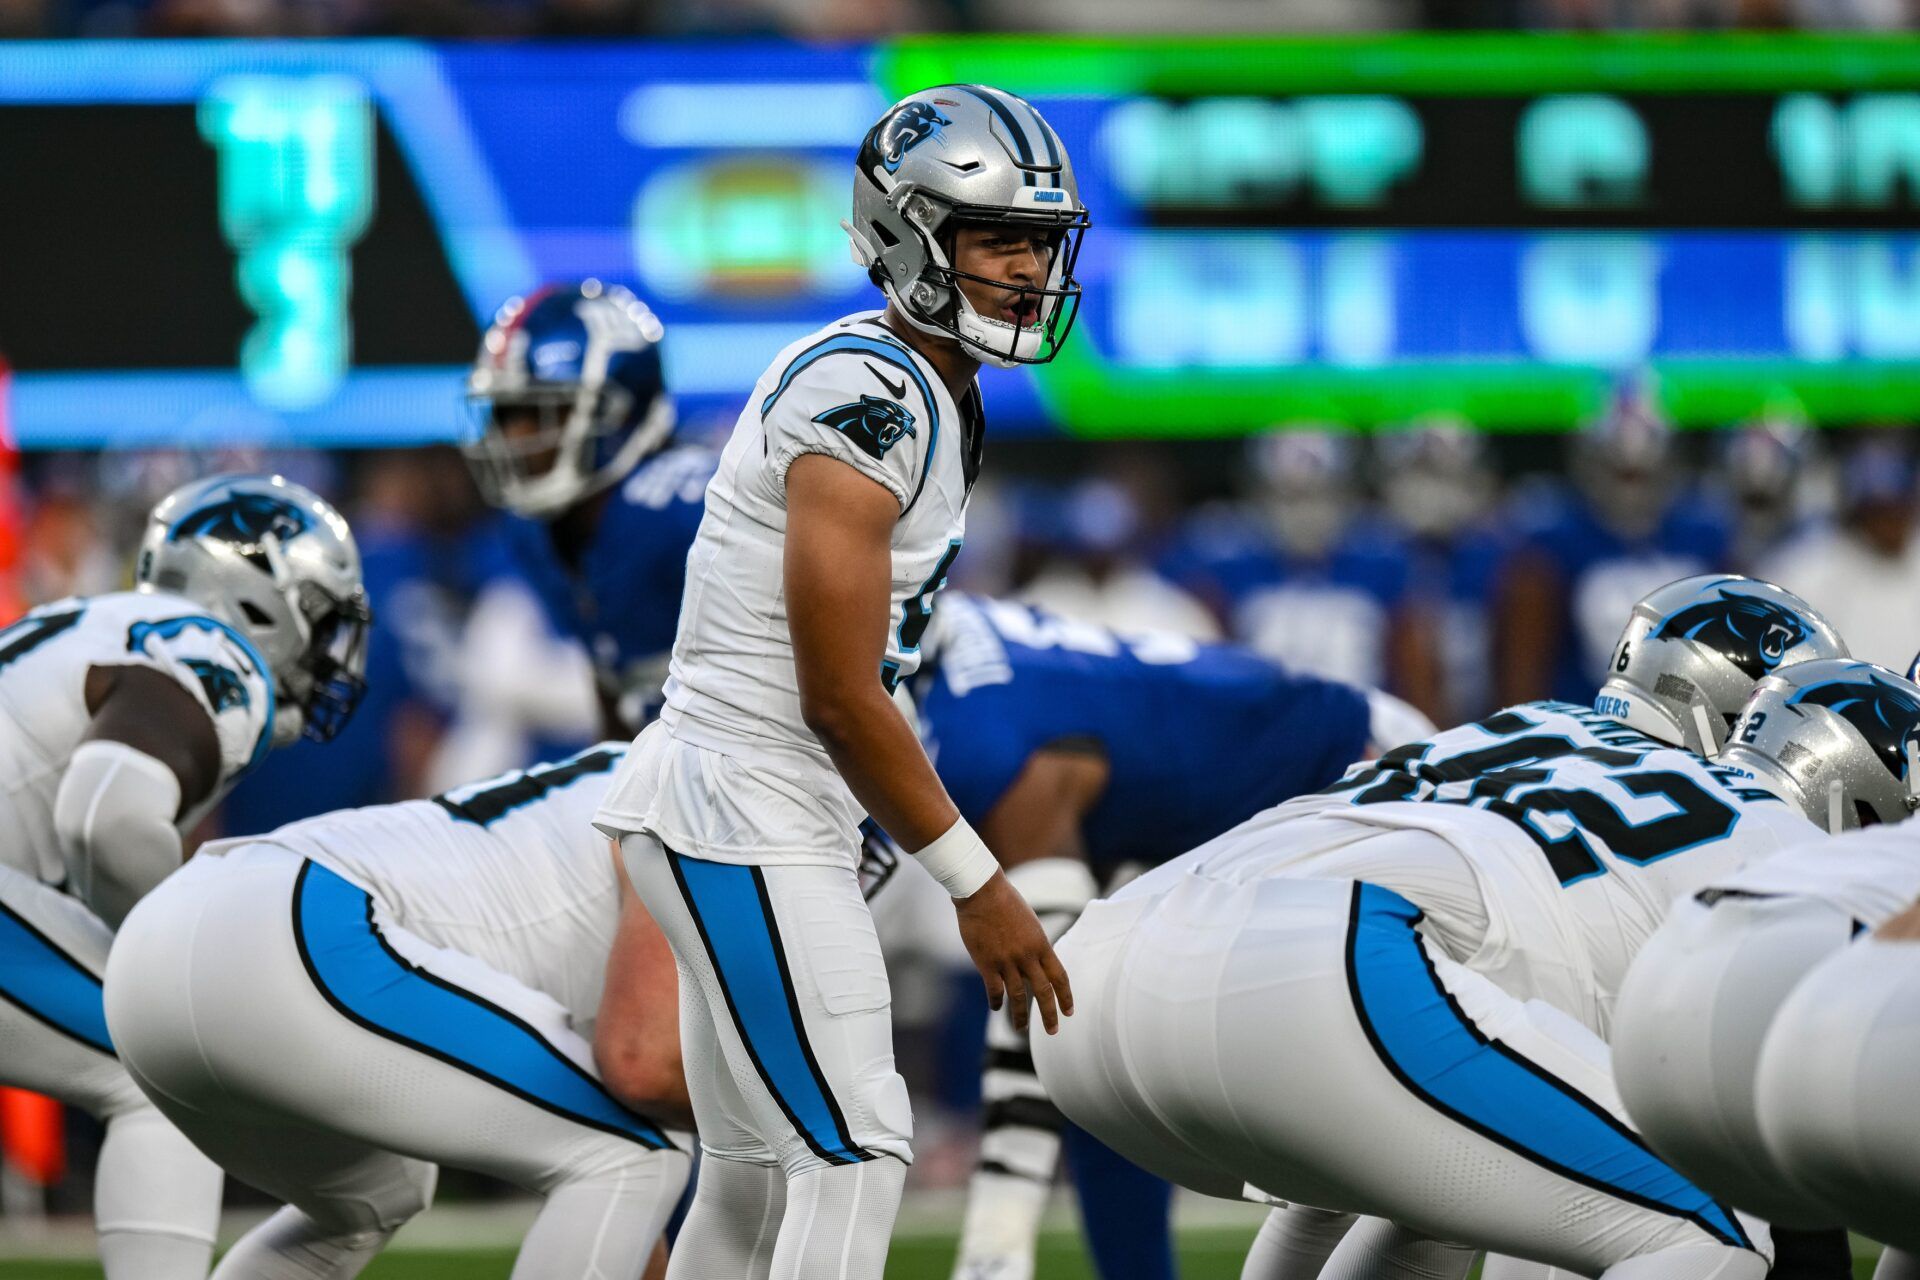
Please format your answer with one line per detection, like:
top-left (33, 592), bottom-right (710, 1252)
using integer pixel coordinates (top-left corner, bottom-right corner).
top-left (1160, 509), bottom-right (1413, 690)
top-left (913, 595), bottom-right (1372, 872)
top-left (1507, 484), bottom-right (1732, 704)
top-left (502, 442), bottom-right (715, 729)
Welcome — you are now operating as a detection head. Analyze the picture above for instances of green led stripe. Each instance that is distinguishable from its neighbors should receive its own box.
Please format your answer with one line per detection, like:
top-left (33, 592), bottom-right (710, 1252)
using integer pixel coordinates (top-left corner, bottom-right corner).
top-left (1029, 358), bottom-right (1920, 437)
top-left (876, 34), bottom-right (1920, 98)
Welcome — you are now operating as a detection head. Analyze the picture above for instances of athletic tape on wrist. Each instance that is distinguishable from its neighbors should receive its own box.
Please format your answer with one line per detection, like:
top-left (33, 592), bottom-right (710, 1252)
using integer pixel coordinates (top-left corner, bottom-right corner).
top-left (912, 816), bottom-right (1000, 898)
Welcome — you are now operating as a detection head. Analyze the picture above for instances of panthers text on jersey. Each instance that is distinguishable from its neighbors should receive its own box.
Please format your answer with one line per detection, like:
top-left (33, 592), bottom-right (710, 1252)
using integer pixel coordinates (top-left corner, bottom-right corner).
top-left (214, 743), bottom-right (627, 1032)
top-left (500, 441), bottom-right (716, 729)
top-left (1134, 701), bottom-right (1819, 1032)
top-left (596, 311), bottom-right (982, 865)
top-left (0, 591), bottom-right (275, 886)
top-left (913, 594), bottom-right (1371, 874)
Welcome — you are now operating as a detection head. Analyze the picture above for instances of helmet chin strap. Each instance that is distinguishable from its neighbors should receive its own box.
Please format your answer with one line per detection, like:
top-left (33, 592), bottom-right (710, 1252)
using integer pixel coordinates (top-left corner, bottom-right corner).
top-left (1690, 703), bottom-right (1722, 760)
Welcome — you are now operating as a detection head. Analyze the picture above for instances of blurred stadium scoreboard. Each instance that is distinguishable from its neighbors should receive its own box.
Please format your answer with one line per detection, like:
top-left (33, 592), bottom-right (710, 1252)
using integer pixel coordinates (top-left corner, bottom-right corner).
top-left (4, 37), bottom-right (1920, 447)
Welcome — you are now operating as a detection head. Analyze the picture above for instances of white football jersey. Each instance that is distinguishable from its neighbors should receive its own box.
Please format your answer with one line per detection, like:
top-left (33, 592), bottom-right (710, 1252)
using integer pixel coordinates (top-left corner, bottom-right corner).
top-left (0, 590), bottom-right (276, 886)
top-left (1136, 701), bottom-right (1820, 1030)
top-left (225, 743), bottom-right (627, 1030)
top-left (598, 311), bottom-right (979, 865)
top-left (1705, 818), bottom-right (1920, 928)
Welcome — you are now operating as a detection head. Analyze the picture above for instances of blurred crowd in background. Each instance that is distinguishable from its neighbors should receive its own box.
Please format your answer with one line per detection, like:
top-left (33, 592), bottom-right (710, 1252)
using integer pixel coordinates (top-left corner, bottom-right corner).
top-left (0, 0), bottom-right (1912, 40)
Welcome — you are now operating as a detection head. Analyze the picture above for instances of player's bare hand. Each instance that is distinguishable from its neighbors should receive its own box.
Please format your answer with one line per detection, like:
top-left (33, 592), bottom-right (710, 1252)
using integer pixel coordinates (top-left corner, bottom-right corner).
top-left (1877, 898), bottom-right (1920, 941)
top-left (954, 871), bottom-right (1074, 1034)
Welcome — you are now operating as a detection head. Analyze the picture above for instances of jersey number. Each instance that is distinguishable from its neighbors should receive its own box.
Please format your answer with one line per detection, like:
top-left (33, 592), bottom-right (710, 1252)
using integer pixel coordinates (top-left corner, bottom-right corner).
top-left (0, 606), bottom-right (84, 671)
top-left (885, 540), bottom-right (963, 692)
top-left (432, 747), bottom-right (623, 827)
top-left (1331, 712), bottom-right (1737, 886)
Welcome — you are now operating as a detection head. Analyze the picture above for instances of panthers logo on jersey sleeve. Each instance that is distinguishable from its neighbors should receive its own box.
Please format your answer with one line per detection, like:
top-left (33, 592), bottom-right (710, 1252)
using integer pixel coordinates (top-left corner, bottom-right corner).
top-left (127, 615), bottom-right (275, 779)
top-left (1653, 587), bottom-right (1811, 680)
top-left (813, 395), bottom-right (917, 461)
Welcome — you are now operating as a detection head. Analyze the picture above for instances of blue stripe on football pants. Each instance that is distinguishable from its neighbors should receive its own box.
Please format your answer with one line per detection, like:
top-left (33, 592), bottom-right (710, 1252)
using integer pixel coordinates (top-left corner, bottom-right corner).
top-left (1345, 882), bottom-right (1750, 1250)
top-left (0, 895), bottom-right (114, 1055)
top-left (291, 860), bottom-right (669, 1149)
top-left (667, 849), bottom-right (873, 1167)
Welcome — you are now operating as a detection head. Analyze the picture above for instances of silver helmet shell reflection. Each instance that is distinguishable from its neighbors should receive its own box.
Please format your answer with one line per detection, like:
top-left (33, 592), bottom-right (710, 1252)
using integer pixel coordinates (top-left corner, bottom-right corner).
top-left (846, 85), bottom-right (1088, 368)
top-left (1720, 659), bottom-right (1920, 833)
top-left (135, 474), bottom-right (371, 745)
top-left (1595, 574), bottom-right (1846, 756)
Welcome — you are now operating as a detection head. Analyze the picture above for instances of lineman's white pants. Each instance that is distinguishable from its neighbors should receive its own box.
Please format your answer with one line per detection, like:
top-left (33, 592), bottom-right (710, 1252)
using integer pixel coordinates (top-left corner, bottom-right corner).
top-left (1756, 933), bottom-right (1920, 1252)
top-left (0, 862), bottom-right (221, 1280)
top-left (1612, 891), bottom-right (1856, 1229)
top-left (1034, 871), bottom-right (1769, 1280)
top-left (104, 844), bottom-right (689, 1280)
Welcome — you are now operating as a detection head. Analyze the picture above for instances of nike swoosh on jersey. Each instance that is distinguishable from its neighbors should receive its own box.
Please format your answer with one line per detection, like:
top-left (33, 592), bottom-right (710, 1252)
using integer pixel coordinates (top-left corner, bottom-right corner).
top-left (865, 362), bottom-right (908, 401)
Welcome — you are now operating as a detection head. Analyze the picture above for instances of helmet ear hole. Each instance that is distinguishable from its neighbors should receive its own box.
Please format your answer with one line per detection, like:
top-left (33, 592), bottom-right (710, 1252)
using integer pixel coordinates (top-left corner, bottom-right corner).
top-left (240, 601), bottom-right (274, 627)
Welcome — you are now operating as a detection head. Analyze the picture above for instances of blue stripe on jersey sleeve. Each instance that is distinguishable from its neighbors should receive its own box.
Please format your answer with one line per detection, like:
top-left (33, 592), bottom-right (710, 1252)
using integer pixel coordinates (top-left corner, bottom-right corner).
top-left (1344, 883), bottom-right (1752, 1250)
top-left (0, 899), bottom-right (114, 1057)
top-left (760, 334), bottom-right (942, 512)
top-left (126, 614), bottom-right (277, 775)
top-left (291, 861), bottom-right (671, 1150)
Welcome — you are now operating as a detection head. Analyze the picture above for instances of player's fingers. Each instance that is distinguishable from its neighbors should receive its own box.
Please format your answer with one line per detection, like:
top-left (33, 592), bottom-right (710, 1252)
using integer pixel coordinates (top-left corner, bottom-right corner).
top-left (1004, 963), bottom-right (1031, 1032)
top-left (980, 966), bottom-right (1005, 1012)
top-left (1023, 958), bottom-right (1060, 1034)
top-left (1042, 949), bottom-right (1073, 1018)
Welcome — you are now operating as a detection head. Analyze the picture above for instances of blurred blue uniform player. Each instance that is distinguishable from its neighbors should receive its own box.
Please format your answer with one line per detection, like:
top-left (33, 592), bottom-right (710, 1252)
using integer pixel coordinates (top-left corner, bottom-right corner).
top-left (460, 281), bottom-right (714, 738)
top-left (1160, 431), bottom-right (1442, 715)
top-left (1375, 419), bottom-right (1512, 723)
top-left (1496, 379), bottom-right (1731, 706)
top-left (914, 593), bottom-right (1414, 1280)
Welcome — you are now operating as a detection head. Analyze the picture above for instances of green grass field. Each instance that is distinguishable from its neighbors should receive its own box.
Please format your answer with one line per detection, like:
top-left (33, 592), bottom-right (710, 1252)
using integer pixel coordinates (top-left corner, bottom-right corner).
top-left (0, 1227), bottom-right (1255, 1279)
top-left (0, 1230), bottom-right (1889, 1280)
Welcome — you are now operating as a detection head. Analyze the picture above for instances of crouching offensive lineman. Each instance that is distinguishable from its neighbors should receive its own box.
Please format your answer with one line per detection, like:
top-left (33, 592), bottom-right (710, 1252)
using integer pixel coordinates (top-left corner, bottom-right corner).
top-left (1613, 663), bottom-right (1920, 1253)
top-left (0, 473), bottom-right (369, 1280)
top-left (103, 743), bottom-right (689, 1280)
top-left (1035, 577), bottom-right (1864, 1280)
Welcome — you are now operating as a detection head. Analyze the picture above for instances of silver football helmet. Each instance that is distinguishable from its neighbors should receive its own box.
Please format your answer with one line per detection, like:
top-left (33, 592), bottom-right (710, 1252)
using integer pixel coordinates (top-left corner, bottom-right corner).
top-left (1720, 659), bottom-right (1920, 833)
top-left (135, 474), bottom-right (371, 745)
top-left (1595, 574), bottom-right (1846, 757)
top-left (845, 85), bottom-right (1088, 368)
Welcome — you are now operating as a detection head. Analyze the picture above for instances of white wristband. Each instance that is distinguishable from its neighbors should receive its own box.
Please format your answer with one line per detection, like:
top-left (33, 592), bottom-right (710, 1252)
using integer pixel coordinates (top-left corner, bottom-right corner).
top-left (911, 816), bottom-right (1000, 899)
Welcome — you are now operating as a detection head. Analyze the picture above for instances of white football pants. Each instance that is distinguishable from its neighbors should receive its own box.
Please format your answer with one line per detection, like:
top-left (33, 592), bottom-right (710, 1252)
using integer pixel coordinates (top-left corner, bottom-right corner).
top-left (621, 833), bottom-right (913, 1280)
top-left (1033, 872), bottom-right (1770, 1280)
top-left (1755, 933), bottom-right (1920, 1253)
top-left (103, 844), bottom-right (689, 1280)
top-left (1612, 891), bottom-right (1856, 1229)
top-left (0, 861), bottom-right (221, 1280)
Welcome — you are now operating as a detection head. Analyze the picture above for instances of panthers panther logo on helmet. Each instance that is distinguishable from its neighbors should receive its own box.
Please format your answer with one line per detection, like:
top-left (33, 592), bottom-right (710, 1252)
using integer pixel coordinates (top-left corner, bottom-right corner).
top-left (1653, 587), bottom-right (1812, 681)
top-left (864, 101), bottom-right (951, 175)
top-left (1790, 671), bottom-right (1920, 782)
top-left (167, 492), bottom-right (311, 549)
top-left (813, 395), bottom-right (918, 461)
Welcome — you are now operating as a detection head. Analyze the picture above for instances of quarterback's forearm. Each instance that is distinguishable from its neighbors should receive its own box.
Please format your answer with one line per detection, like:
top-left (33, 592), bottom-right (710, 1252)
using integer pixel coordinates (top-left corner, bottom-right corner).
top-left (809, 683), bottom-right (960, 852)
top-left (785, 455), bottom-right (959, 850)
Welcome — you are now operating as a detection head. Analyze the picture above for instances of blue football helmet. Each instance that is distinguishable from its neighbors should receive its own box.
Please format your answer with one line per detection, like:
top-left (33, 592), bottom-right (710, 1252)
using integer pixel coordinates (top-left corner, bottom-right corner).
top-left (462, 281), bottom-right (675, 518)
